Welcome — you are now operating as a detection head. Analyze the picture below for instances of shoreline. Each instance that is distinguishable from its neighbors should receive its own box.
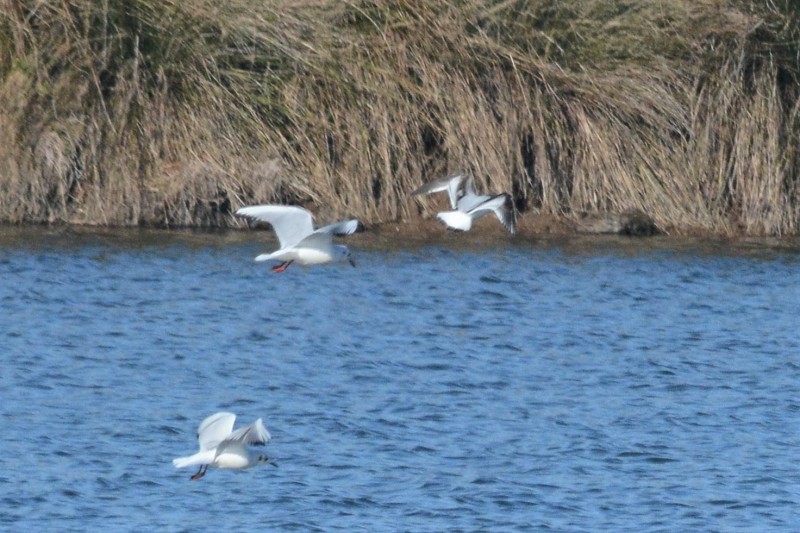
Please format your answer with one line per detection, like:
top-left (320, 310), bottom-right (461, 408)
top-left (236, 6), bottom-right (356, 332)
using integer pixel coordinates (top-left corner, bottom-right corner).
top-left (2, 215), bottom-right (799, 253)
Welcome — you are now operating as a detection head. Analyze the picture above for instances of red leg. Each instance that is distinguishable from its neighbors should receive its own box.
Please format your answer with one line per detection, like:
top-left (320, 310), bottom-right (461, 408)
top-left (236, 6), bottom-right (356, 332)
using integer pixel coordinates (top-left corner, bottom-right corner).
top-left (272, 261), bottom-right (293, 273)
top-left (190, 465), bottom-right (207, 480)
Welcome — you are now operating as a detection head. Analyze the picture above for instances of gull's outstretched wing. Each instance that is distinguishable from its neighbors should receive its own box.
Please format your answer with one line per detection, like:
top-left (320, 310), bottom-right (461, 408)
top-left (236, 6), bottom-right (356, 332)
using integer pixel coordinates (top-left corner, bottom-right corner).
top-left (227, 418), bottom-right (271, 446)
top-left (197, 412), bottom-right (236, 451)
top-left (457, 176), bottom-right (497, 212)
top-left (236, 205), bottom-right (315, 249)
top-left (294, 231), bottom-right (334, 252)
top-left (315, 219), bottom-right (360, 237)
top-left (469, 194), bottom-right (516, 234)
top-left (463, 175), bottom-right (477, 196)
top-left (410, 174), bottom-right (465, 210)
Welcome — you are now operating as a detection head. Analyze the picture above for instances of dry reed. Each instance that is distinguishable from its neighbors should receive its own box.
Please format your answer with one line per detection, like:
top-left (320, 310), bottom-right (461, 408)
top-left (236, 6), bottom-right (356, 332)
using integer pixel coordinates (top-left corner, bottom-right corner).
top-left (0, 0), bottom-right (798, 235)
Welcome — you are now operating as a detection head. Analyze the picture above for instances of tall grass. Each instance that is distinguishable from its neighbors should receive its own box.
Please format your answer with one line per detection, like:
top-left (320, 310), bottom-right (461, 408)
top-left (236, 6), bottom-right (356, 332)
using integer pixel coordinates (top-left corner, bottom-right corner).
top-left (0, 0), bottom-right (798, 234)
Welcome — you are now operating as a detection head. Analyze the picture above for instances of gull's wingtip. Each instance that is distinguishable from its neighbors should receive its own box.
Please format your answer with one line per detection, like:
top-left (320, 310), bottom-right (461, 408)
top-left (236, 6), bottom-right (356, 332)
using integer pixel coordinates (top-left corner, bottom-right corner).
top-left (500, 194), bottom-right (517, 235)
top-left (409, 183), bottom-right (430, 197)
top-left (410, 173), bottom-right (463, 198)
top-left (255, 418), bottom-right (272, 444)
top-left (235, 205), bottom-right (262, 218)
top-left (346, 219), bottom-right (362, 234)
top-left (317, 219), bottom-right (362, 236)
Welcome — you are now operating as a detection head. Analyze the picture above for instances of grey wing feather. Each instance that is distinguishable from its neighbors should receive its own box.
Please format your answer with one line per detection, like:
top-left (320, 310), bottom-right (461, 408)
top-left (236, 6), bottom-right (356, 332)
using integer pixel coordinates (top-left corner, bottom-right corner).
top-left (235, 205), bottom-right (315, 249)
top-left (463, 175), bottom-right (477, 196)
top-left (456, 192), bottom-right (489, 213)
top-left (296, 231), bottom-right (334, 249)
top-left (228, 418), bottom-right (271, 446)
top-left (315, 219), bottom-right (360, 236)
top-left (197, 412), bottom-right (236, 451)
top-left (411, 174), bottom-right (465, 209)
top-left (456, 177), bottom-right (491, 211)
top-left (471, 193), bottom-right (516, 234)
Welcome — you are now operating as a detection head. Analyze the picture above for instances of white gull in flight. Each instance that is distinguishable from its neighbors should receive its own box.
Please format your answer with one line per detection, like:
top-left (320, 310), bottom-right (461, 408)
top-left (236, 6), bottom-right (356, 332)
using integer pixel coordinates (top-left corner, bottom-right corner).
top-left (173, 412), bottom-right (276, 480)
top-left (236, 204), bottom-right (359, 272)
top-left (411, 174), bottom-right (516, 234)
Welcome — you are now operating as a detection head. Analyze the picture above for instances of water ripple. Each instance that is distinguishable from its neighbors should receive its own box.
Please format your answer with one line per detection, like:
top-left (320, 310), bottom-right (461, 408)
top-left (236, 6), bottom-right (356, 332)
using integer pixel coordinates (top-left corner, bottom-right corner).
top-left (0, 231), bottom-right (798, 530)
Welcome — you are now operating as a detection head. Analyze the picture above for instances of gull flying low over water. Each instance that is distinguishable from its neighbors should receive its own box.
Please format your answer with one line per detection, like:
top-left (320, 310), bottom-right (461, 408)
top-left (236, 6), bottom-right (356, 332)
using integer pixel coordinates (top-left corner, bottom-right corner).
top-left (411, 174), bottom-right (516, 234)
top-left (236, 204), bottom-right (359, 272)
top-left (173, 412), bottom-right (276, 480)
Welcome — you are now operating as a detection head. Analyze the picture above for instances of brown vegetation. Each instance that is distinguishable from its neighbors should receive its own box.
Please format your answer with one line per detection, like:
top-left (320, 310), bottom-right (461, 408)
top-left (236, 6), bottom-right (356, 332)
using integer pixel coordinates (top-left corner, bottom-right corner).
top-left (0, 0), bottom-right (798, 235)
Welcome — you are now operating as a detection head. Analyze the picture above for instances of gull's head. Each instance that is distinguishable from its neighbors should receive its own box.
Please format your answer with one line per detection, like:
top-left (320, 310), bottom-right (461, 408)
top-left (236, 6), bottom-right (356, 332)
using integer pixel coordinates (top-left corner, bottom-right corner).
top-left (335, 245), bottom-right (356, 267)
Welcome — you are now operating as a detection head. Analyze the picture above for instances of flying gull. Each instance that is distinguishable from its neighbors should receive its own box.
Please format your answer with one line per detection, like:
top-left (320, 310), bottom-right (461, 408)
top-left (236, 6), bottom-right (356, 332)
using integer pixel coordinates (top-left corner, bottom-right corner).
top-left (236, 204), bottom-right (359, 272)
top-left (411, 174), bottom-right (516, 234)
top-left (173, 412), bottom-right (276, 480)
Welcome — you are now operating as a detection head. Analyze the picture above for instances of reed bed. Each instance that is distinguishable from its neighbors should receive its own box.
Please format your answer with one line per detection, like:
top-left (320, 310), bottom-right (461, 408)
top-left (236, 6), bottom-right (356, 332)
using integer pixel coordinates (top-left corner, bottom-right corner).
top-left (0, 0), bottom-right (798, 235)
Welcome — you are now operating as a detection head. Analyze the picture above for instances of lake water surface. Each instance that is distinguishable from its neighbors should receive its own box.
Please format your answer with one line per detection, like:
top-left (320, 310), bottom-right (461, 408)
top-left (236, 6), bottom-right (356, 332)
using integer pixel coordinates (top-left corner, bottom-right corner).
top-left (1, 227), bottom-right (799, 531)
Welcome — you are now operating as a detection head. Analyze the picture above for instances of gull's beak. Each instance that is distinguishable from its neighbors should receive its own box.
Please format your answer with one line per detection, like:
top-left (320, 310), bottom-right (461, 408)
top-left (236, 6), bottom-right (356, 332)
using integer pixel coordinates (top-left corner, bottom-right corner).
top-left (348, 258), bottom-right (356, 267)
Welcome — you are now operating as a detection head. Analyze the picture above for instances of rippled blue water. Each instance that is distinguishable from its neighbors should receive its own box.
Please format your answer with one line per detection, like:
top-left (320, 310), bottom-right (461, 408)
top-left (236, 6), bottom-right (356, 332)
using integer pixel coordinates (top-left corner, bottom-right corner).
top-left (1, 228), bottom-right (798, 531)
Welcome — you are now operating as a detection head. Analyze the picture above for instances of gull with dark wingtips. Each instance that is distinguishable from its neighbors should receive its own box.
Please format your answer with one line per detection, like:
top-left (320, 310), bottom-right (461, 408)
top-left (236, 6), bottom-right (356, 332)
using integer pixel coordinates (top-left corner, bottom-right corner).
top-left (236, 204), bottom-right (359, 272)
top-left (173, 412), bottom-right (276, 480)
top-left (411, 174), bottom-right (516, 234)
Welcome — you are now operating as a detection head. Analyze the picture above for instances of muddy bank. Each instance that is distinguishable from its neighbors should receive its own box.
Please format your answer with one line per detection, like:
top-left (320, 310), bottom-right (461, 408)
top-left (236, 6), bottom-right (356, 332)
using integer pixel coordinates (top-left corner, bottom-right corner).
top-left (3, 213), bottom-right (800, 255)
top-left (364, 213), bottom-right (794, 245)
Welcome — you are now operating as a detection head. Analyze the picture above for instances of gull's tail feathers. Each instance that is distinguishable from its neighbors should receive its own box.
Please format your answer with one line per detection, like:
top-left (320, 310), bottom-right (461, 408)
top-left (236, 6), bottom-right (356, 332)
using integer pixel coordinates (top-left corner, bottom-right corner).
top-left (255, 250), bottom-right (288, 263)
top-left (173, 452), bottom-right (211, 469)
